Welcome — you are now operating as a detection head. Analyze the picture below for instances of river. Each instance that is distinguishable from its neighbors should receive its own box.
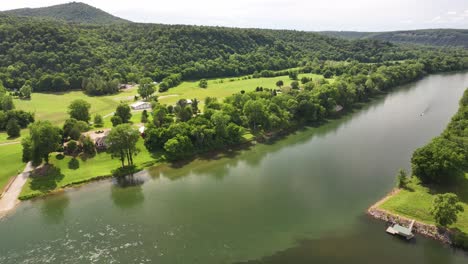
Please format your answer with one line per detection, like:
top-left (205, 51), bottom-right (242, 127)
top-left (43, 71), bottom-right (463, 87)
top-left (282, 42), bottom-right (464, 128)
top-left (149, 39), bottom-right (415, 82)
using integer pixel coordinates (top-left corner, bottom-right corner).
top-left (1, 72), bottom-right (468, 263)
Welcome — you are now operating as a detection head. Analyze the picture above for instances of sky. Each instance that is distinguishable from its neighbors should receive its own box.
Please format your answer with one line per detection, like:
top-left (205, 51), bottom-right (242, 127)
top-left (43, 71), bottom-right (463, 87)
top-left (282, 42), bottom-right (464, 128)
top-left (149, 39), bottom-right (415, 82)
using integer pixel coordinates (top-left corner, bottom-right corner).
top-left (1, 0), bottom-right (468, 31)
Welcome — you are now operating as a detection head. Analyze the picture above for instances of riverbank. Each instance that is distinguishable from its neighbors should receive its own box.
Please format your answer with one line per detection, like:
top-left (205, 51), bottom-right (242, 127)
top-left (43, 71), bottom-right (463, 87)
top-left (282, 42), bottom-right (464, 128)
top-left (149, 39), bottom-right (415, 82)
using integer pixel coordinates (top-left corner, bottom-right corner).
top-left (368, 188), bottom-right (453, 244)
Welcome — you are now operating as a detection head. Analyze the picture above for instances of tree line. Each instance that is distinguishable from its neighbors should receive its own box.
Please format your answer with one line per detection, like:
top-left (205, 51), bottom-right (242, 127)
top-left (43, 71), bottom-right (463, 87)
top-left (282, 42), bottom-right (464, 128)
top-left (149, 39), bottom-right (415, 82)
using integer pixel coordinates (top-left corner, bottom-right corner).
top-left (144, 59), bottom-right (459, 161)
top-left (1, 15), bottom-right (467, 93)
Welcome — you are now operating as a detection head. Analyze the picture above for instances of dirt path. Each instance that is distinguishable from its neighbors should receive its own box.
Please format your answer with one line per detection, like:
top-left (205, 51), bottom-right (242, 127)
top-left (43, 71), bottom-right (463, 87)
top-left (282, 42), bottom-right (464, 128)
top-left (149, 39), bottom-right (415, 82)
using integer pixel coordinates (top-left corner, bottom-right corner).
top-left (0, 141), bottom-right (20, 146)
top-left (0, 162), bottom-right (33, 217)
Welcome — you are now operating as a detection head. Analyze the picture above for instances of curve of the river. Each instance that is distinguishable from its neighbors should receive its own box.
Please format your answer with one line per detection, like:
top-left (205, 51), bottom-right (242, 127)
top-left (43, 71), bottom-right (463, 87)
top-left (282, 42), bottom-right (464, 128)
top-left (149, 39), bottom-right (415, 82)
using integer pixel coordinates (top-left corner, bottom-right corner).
top-left (1, 72), bottom-right (468, 264)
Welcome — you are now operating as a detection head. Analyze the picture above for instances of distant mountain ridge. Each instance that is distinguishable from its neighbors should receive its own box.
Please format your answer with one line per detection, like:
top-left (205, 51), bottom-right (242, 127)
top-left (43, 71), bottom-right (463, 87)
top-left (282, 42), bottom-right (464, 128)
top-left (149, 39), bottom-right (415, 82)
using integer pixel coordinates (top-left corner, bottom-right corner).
top-left (320, 29), bottom-right (468, 48)
top-left (0, 2), bottom-right (129, 24)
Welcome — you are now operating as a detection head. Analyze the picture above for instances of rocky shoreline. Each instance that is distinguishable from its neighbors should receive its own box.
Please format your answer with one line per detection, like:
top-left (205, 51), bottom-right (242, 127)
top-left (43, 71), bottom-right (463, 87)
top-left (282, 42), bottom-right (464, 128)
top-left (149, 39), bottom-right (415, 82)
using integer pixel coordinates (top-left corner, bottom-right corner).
top-left (367, 189), bottom-right (452, 245)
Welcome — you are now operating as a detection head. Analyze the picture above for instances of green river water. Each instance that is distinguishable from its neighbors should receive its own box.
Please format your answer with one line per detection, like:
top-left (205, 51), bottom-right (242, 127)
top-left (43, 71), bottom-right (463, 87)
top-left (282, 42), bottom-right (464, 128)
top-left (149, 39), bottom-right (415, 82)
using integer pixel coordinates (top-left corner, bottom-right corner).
top-left (1, 72), bottom-right (468, 263)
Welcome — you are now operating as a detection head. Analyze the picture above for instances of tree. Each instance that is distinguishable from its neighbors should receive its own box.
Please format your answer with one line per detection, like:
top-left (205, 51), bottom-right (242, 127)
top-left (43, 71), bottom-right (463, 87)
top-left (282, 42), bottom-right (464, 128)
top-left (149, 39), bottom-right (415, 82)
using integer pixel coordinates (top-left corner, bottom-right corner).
top-left (1, 95), bottom-right (14, 111)
top-left (66, 140), bottom-right (79, 156)
top-left (243, 100), bottom-right (268, 131)
top-left (27, 121), bottom-right (62, 165)
top-left (141, 109), bottom-right (149, 123)
top-left (63, 118), bottom-right (89, 140)
top-left (19, 84), bottom-right (32, 99)
top-left (137, 77), bottom-right (156, 100)
top-left (324, 70), bottom-right (333, 78)
top-left (199, 79), bottom-right (208, 88)
top-left (111, 115), bottom-right (123, 127)
top-left (6, 118), bottom-right (20, 138)
top-left (21, 136), bottom-right (32, 163)
top-left (106, 124), bottom-right (140, 168)
top-left (430, 193), bottom-right (464, 227)
top-left (396, 168), bottom-right (409, 189)
top-left (411, 137), bottom-right (465, 183)
top-left (68, 99), bottom-right (91, 122)
top-left (276, 80), bottom-right (284, 89)
top-left (164, 135), bottom-right (193, 161)
top-left (94, 114), bottom-right (104, 127)
top-left (115, 103), bottom-right (132, 123)
top-left (81, 136), bottom-right (96, 156)
top-left (288, 71), bottom-right (298, 80)
top-left (291, 81), bottom-right (299, 90)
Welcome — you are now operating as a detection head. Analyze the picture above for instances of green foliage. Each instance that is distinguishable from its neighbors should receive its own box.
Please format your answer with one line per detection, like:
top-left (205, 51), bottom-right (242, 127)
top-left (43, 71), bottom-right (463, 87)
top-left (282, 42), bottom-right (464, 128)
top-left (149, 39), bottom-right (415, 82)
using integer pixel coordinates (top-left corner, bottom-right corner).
top-left (1, 95), bottom-right (14, 111)
top-left (21, 137), bottom-right (32, 163)
top-left (6, 118), bottom-right (20, 138)
top-left (137, 78), bottom-right (156, 100)
top-left (111, 115), bottom-right (122, 127)
top-left (63, 118), bottom-right (89, 140)
top-left (288, 71), bottom-right (298, 80)
top-left (93, 114), bottom-right (104, 127)
top-left (27, 121), bottom-right (62, 165)
top-left (396, 168), bottom-right (409, 188)
top-left (68, 158), bottom-right (80, 170)
top-left (290, 81), bottom-right (300, 89)
top-left (199, 79), bottom-right (208, 88)
top-left (141, 110), bottom-right (149, 123)
top-left (2, 13), bottom-right (465, 92)
top-left (411, 137), bottom-right (465, 184)
top-left (275, 80), bottom-right (284, 88)
top-left (164, 135), bottom-right (193, 161)
top-left (65, 140), bottom-right (78, 156)
top-left (68, 99), bottom-right (91, 122)
top-left (82, 77), bottom-right (119, 95)
top-left (115, 104), bottom-right (132, 123)
top-left (81, 136), bottom-right (96, 156)
top-left (19, 84), bottom-right (32, 99)
top-left (107, 124), bottom-right (140, 167)
top-left (430, 193), bottom-right (464, 227)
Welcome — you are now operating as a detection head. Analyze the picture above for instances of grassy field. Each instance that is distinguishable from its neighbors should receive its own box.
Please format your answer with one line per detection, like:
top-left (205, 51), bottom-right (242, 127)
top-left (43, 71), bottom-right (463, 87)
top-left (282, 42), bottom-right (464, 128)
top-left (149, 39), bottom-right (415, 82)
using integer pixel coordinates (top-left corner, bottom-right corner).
top-left (14, 88), bottom-right (138, 126)
top-left (0, 144), bottom-right (25, 191)
top-left (19, 138), bottom-right (158, 199)
top-left (380, 176), bottom-right (468, 233)
top-left (158, 73), bottom-right (329, 106)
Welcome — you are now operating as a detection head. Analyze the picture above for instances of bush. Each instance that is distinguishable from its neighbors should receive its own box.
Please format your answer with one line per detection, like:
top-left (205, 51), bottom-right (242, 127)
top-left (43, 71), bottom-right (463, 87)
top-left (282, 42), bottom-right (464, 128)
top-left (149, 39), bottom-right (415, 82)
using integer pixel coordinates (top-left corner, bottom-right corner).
top-left (68, 158), bottom-right (80, 170)
top-left (396, 169), bottom-right (409, 188)
top-left (199, 79), bottom-right (208, 88)
top-left (112, 165), bottom-right (137, 177)
top-left (6, 118), bottom-right (20, 137)
top-left (94, 114), bottom-right (104, 127)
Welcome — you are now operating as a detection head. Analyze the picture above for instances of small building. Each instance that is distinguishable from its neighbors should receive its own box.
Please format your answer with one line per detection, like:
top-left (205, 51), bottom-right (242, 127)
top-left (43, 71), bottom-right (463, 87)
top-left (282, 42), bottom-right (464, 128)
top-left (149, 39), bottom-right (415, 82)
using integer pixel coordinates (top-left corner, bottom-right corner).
top-left (95, 135), bottom-right (108, 150)
top-left (131, 101), bottom-right (152, 110)
top-left (138, 126), bottom-right (146, 137)
top-left (186, 99), bottom-right (193, 105)
top-left (334, 105), bottom-right (344, 112)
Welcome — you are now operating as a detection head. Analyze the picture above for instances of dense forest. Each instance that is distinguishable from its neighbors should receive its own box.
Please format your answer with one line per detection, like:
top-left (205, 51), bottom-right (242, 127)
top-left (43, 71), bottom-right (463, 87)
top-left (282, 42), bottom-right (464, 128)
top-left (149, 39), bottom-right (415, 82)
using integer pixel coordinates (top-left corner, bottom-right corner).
top-left (320, 29), bottom-right (468, 48)
top-left (1, 12), bottom-right (467, 93)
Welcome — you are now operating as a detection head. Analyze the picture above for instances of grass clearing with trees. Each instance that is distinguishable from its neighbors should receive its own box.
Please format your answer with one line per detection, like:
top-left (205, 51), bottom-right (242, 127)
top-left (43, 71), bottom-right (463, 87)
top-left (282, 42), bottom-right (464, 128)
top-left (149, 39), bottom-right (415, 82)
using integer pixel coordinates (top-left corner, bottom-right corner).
top-left (19, 138), bottom-right (158, 199)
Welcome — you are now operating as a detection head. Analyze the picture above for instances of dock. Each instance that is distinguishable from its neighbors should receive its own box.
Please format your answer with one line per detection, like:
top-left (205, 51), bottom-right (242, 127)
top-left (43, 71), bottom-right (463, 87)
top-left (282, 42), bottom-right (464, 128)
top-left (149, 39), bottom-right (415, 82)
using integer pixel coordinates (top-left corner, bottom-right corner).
top-left (386, 220), bottom-right (415, 240)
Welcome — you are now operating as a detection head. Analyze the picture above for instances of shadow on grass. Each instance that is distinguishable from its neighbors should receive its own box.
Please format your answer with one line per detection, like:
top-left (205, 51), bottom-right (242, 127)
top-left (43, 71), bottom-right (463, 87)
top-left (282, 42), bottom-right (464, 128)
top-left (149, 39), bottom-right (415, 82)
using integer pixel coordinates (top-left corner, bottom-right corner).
top-left (29, 165), bottom-right (65, 194)
top-left (426, 174), bottom-right (468, 204)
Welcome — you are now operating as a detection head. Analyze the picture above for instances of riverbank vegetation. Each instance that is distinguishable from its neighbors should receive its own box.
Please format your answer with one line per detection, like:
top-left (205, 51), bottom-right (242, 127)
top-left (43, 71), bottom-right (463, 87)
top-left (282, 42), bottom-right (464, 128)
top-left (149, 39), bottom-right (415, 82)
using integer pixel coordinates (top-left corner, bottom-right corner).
top-left (379, 89), bottom-right (468, 248)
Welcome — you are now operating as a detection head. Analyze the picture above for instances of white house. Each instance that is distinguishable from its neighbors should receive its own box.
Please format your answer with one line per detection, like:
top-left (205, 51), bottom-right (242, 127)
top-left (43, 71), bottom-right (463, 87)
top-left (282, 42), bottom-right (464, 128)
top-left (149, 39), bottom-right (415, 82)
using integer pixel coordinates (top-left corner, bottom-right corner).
top-left (131, 101), bottom-right (152, 110)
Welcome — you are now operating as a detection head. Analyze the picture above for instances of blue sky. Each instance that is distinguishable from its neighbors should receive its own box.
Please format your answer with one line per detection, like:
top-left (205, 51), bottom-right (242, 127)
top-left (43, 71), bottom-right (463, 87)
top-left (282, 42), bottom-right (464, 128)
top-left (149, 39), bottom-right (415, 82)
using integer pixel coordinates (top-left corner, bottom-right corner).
top-left (2, 0), bottom-right (468, 31)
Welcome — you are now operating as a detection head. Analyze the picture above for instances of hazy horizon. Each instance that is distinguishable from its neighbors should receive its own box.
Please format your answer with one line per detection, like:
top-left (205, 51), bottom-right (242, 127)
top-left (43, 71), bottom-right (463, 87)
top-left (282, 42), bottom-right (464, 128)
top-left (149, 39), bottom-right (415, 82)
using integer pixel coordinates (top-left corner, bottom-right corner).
top-left (1, 0), bottom-right (467, 31)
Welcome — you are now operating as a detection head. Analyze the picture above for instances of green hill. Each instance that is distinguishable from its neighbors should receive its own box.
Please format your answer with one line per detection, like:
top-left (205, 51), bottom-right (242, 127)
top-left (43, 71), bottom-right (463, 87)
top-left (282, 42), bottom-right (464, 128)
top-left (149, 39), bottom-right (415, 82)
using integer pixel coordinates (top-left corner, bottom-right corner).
top-left (0, 2), bottom-right (129, 24)
top-left (320, 29), bottom-right (468, 48)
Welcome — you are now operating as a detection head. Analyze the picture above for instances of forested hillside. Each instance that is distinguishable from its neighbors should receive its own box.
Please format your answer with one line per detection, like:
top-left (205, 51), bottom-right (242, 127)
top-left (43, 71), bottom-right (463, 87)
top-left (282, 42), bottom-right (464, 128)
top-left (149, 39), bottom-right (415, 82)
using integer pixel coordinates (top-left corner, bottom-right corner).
top-left (0, 14), bottom-right (467, 93)
top-left (320, 29), bottom-right (468, 48)
top-left (0, 2), bottom-right (128, 24)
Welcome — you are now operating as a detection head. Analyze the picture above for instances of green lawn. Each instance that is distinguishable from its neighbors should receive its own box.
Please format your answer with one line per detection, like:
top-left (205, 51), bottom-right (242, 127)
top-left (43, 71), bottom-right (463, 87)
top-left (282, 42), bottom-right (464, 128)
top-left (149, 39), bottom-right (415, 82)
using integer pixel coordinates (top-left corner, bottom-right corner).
top-left (0, 143), bottom-right (25, 191)
top-left (157, 73), bottom-right (330, 106)
top-left (19, 138), bottom-right (158, 199)
top-left (14, 88), bottom-right (138, 126)
top-left (380, 176), bottom-right (468, 233)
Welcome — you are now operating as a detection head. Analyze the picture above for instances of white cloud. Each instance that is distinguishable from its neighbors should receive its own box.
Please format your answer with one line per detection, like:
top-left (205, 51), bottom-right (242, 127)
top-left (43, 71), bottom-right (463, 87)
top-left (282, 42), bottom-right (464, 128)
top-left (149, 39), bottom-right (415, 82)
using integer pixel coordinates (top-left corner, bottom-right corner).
top-left (447, 11), bottom-right (457, 15)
